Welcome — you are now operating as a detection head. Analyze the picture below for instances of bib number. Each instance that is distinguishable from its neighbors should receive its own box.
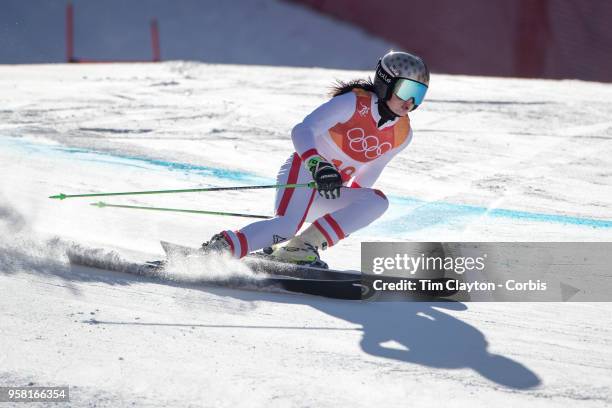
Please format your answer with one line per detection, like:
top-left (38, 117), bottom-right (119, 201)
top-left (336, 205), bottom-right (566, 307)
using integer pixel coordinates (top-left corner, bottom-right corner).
top-left (332, 159), bottom-right (356, 182)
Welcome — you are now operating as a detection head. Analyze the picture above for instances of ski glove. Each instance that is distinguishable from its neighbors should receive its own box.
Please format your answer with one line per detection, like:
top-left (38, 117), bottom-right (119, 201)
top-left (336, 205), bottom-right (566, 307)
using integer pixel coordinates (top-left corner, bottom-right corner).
top-left (306, 156), bottom-right (342, 199)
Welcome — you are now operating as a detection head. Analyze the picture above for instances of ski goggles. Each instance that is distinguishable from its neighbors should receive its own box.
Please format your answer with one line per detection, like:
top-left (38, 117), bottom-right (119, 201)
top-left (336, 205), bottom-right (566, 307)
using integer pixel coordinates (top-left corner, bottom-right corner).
top-left (393, 78), bottom-right (428, 107)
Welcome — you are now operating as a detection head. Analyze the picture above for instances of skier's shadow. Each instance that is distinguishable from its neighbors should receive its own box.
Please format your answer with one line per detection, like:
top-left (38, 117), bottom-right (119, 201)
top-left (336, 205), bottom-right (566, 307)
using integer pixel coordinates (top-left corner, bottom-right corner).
top-left (303, 299), bottom-right (541, 389)
top-left (41, 260), bottom-right (540, 389)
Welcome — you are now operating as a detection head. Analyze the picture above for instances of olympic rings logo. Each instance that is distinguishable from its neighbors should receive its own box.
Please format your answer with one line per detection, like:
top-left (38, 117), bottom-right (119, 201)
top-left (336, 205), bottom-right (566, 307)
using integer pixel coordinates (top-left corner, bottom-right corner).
top-left (346, 127), bottom-right (392, 159)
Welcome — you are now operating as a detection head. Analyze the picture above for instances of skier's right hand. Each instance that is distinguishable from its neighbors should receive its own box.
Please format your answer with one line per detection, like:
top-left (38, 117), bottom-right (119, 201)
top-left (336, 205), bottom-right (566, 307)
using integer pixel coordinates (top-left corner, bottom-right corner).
top-left (306, 156), bottom-right (342, 199)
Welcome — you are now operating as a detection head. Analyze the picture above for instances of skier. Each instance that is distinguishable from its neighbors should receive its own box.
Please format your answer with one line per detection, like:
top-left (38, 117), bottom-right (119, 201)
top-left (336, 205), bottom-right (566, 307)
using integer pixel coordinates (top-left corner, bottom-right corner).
top-left (203, 51), bottom-right (429, 266)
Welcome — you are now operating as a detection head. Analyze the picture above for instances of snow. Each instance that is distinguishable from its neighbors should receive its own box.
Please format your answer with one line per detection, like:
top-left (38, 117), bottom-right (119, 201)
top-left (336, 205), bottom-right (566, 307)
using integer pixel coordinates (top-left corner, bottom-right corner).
top-left (1, 61), bottom-right (612, 407)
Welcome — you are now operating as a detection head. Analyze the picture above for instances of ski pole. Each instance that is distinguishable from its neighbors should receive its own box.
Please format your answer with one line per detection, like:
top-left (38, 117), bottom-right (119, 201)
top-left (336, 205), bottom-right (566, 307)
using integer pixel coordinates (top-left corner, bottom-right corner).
top-left (90, 201), bottom-right (272, 219)
top-left (50, 181), bottom-right (316, 200)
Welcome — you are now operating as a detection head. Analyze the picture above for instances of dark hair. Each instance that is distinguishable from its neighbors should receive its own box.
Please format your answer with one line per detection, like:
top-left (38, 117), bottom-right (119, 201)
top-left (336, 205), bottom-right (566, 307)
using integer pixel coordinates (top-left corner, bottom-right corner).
top-left (329, 78), bottom-right (376, 97)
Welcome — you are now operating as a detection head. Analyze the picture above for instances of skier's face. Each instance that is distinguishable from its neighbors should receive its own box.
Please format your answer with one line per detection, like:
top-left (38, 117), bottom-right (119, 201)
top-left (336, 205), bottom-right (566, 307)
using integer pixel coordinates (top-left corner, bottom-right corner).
top-left (386, 93), bottom-right (414, 116)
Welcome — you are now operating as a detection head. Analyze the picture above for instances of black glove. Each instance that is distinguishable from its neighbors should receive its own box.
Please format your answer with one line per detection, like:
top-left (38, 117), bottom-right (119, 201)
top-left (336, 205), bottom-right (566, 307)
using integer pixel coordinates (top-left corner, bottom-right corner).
top-left (307, 157), bottom-right (342, 199)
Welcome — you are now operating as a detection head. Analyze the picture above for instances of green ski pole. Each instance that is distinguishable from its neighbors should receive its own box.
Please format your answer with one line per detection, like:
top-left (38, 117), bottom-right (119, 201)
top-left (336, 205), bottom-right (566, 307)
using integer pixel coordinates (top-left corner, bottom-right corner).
top-left (90, 201), bottom-right (272, 219)
top-left (50, 181), bottom-right (316, 200)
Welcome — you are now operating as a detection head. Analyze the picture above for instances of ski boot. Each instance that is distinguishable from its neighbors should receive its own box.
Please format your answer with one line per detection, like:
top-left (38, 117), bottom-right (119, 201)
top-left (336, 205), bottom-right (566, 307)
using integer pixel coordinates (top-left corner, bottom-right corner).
top-left (201, 233), bottom-right (232, 254)
top-left (265, 234), bottom-right (328, 269)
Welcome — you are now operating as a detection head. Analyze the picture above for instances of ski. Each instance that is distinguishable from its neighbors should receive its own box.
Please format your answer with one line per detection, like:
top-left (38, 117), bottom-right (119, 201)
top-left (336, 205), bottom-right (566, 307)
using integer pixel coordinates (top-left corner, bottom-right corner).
top-left (65, 243), bottom-right (458, 300)
top-left (160, 241), bottom-right (458, 299)
top-left (160, 240), bottom-right (360, 280)
top-left (66, 244), bottom-right (367, 299)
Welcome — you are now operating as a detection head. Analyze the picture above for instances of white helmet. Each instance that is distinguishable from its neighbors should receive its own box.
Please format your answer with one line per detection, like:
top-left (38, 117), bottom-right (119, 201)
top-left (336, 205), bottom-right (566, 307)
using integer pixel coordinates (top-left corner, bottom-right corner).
top-left (374, 51), bottom-right (429, 110)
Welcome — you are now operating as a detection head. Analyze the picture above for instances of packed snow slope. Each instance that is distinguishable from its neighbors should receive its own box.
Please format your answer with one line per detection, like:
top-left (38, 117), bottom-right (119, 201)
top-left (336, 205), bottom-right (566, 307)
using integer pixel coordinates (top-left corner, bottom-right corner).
top-left (1, 62), bottom-right (612, 407)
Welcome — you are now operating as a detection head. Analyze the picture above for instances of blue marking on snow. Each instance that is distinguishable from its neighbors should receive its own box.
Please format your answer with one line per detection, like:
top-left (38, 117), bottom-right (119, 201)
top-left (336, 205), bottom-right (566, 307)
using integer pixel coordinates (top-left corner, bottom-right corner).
top-left (3, 137), bottom-right (268, 184)
top-left (4, 136), bottom-right (611, 230)
top-left (367, 196), bottom-right (612, 237)
top-left (54, 145), bottom-right (268, 182)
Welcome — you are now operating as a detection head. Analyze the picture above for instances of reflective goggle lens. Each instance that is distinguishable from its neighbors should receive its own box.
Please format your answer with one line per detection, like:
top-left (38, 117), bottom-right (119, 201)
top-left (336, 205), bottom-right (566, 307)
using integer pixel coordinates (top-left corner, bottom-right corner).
top-left (393, 79), bottom-right (428, 106)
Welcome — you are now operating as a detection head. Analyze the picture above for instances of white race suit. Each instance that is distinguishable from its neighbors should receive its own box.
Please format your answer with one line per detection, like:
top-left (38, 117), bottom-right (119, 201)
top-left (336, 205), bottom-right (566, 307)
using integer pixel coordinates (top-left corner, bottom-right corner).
top-left (220, 89), bottom-right (413, 258)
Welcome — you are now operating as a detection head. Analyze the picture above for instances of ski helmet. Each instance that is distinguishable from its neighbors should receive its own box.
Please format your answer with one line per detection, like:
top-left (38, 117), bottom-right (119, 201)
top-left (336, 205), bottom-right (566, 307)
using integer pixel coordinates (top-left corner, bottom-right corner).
top-left (374, 51), bottom-right (429, 111)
